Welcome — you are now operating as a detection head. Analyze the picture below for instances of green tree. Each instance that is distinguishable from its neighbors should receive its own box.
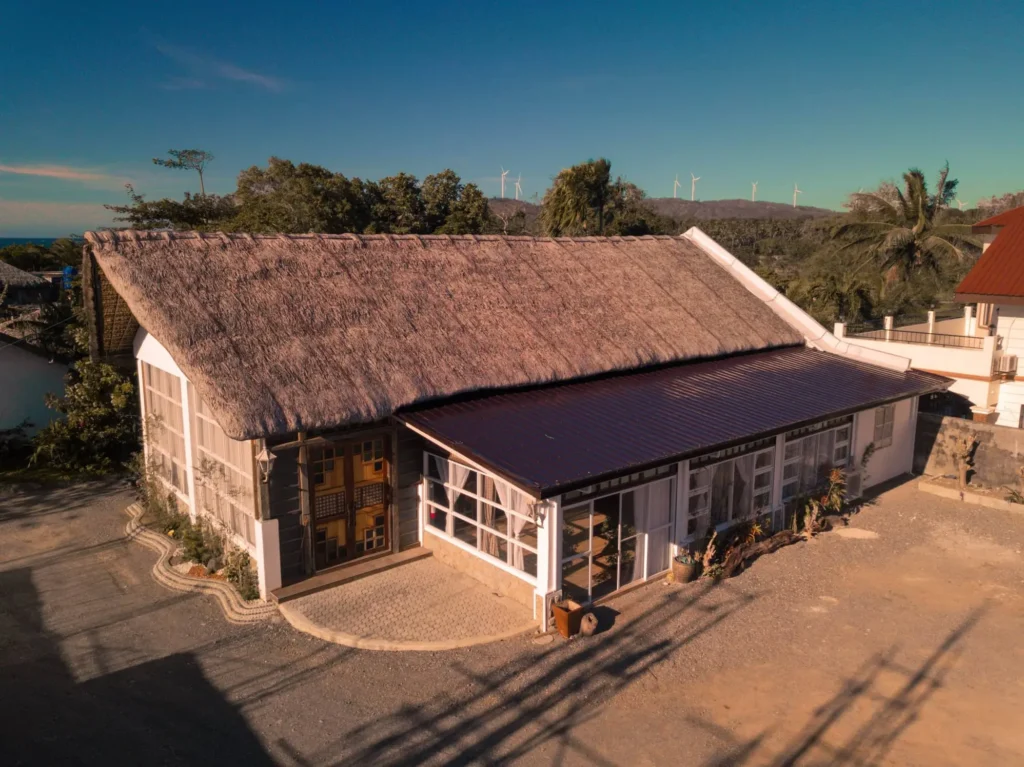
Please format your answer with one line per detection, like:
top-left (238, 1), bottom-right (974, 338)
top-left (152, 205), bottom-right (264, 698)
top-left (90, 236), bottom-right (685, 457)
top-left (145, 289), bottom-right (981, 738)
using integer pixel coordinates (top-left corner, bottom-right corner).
top-left (231, 158), bottom-right (369, 233)
top-left (153, 149), bottom-right (215, 196)
top-left (421, 170), bottom-right (462, 232)
top-left (32, 359), bottom-right (140, 473)
top-left (105, 184), bottom-right (237, 231)
top-left (788, 251), bottom-right (876, 325)
top-left (438, 182), bottom-right (490, 234)
top-left (835, 165), bottom-right (976, 282)
top-left (541, 158), bottom-right (613, 235)
top-left (371, 173), bottom-right (426, 233)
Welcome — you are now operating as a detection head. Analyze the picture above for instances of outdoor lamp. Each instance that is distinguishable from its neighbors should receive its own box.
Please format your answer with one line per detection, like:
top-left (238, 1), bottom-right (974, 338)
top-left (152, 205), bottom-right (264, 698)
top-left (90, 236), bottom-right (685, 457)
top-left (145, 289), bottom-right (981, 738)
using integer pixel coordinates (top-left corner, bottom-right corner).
top-left (256, 447), bottom-right (276, 483)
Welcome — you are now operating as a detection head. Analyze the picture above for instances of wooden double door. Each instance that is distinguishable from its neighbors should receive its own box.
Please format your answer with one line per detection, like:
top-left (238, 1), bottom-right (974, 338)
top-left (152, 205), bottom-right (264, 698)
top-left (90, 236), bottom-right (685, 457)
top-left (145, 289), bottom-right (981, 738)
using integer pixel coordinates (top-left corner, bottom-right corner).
top-left (310, 435), bottom-right (391, 571)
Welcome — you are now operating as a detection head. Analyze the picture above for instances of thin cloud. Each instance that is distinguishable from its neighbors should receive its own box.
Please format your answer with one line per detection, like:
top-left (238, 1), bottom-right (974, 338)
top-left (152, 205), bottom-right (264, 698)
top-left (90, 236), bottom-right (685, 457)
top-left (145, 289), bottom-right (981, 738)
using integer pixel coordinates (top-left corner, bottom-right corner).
top-left (156, 43), bottom-right (286, 92)
top-left (0, 200), bottom-right (113, 236)
top-left (0, 164), bottom-right (130, 189)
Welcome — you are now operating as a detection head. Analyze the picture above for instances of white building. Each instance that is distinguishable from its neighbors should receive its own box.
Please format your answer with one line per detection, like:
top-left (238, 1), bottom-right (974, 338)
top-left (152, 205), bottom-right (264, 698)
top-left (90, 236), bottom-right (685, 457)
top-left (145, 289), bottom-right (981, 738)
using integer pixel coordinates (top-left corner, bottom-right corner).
top-left (83, 229), bottom-right (946, 630)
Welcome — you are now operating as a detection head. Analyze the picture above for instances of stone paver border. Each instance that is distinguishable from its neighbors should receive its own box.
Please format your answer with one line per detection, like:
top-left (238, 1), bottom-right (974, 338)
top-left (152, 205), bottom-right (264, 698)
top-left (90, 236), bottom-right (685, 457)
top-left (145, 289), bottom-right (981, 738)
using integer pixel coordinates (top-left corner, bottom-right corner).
top-left (124, 503), bottom-right (278, 624)
top-left (919, 477), bottom-right (1024, 514)
top-left (277, 599), bottom-right (538, 652)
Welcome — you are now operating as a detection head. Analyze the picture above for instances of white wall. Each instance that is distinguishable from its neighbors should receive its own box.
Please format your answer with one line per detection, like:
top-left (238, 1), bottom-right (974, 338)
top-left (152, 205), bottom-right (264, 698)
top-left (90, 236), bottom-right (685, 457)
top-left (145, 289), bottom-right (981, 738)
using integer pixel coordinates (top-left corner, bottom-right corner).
top-left (855, 397), bottom-right (918, 488)
top-left (0, 345), bottom-right (68, 434)
top-left (995, 304), bottom-right (1024, 358)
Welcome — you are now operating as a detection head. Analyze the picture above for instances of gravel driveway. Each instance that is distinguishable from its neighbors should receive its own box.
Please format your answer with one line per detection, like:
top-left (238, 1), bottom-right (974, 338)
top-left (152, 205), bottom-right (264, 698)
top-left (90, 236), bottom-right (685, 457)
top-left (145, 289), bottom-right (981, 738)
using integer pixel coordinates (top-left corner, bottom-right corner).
top-left (2, 478), bottom-right (1023, 765)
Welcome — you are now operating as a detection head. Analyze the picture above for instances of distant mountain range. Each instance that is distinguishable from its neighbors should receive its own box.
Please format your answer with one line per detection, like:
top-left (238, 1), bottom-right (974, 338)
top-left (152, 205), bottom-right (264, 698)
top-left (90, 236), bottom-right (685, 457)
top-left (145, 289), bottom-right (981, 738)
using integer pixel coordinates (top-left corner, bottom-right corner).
top-left (489, 197), bottom-right (836, 224)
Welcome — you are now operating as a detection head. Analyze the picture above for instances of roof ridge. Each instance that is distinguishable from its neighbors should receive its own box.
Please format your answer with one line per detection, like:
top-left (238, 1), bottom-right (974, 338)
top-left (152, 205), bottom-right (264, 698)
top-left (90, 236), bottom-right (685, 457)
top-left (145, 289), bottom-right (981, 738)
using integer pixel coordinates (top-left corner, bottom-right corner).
top-left (83, 230), bottom-right (683, 245)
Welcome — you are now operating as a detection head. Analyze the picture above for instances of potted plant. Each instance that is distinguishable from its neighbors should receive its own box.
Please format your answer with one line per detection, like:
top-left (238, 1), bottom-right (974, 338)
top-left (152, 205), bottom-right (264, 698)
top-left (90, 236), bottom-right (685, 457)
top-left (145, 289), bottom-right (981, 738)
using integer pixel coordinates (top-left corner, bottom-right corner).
top-left (672, 550), bottom-right (701, 583)
top-left (552, 599), bottom-right (585, 639)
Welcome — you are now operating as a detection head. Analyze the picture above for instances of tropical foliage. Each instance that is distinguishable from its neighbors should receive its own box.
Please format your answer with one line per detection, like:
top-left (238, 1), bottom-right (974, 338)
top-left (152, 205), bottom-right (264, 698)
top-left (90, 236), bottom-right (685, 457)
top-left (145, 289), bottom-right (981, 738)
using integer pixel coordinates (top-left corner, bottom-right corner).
top-left (835, 165), bottom-right (976, 283)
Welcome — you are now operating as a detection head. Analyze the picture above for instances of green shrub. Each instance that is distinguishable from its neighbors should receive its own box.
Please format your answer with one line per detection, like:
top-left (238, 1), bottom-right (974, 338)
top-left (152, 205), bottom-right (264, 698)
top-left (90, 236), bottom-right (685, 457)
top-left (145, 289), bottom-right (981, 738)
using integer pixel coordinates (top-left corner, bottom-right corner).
top-left (180, 518), bottom-right (224, 567)
top-left (32, 359), bottom-right (140, 474)
top-left (224, 549), bottom-right (260, 601)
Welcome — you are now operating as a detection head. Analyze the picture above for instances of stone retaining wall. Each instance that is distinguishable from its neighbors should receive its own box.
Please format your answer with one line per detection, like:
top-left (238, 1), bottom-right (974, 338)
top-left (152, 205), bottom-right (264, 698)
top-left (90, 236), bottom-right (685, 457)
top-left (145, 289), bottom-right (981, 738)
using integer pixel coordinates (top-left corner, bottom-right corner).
top-left (915, 413), bottom-right (1024, 491)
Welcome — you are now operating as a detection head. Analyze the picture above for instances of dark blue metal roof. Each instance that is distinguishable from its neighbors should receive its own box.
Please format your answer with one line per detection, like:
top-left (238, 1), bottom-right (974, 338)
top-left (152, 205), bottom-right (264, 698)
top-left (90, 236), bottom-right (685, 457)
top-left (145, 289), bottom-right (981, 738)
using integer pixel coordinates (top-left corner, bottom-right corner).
top-left (398, 346), bottom-right (949, 497)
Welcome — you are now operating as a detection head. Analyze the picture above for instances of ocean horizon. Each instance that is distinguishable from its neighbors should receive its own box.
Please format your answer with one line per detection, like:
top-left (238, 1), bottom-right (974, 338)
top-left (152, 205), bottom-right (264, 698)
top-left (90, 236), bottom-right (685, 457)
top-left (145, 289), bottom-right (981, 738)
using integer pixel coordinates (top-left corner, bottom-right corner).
top-left (0, 237), bottom-right (67, 248)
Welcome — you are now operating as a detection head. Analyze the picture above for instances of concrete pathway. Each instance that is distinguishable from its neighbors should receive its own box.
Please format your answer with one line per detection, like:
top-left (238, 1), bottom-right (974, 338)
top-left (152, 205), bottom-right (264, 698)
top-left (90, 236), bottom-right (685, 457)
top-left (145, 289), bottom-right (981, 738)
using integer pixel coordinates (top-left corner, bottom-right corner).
top-left (279, 557), bottom-right (537, 650)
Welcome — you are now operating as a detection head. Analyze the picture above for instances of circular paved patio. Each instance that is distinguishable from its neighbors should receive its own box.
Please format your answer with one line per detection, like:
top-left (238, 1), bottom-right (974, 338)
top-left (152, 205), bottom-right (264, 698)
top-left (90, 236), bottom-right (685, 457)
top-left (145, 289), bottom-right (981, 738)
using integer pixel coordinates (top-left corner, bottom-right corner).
top-left (277, 557), bottom-right (537, 651)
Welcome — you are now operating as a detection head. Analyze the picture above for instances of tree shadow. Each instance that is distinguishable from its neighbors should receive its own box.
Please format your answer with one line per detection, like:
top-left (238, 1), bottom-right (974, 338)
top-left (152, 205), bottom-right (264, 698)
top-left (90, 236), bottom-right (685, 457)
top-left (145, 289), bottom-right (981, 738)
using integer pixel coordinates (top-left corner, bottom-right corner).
top-left (301, 579), bottom-right (757, 766)
top-left (0, 566), bottom-right (275, 765)
top-left (699, 603), bottom-right (988, 766)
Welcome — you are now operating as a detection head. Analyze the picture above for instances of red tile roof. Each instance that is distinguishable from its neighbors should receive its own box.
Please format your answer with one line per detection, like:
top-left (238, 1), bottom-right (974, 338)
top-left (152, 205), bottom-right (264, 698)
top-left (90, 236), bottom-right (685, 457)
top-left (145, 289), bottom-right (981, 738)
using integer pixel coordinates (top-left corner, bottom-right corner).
top-left (957, 218), bottom-right (1024, 301)
top-left (972, 206), bottom-right (1024, 231)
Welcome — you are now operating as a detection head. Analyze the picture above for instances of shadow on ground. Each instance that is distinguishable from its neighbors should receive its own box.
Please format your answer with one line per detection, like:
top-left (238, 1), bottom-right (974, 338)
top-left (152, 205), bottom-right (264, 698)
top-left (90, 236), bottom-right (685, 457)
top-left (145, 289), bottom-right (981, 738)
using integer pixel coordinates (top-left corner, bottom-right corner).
top-left (298, 580), bottom-right (756, 765)
top-left (699, 604), bottom-right (988, 767)
top-left (0, 566), bottom-right (274, 764)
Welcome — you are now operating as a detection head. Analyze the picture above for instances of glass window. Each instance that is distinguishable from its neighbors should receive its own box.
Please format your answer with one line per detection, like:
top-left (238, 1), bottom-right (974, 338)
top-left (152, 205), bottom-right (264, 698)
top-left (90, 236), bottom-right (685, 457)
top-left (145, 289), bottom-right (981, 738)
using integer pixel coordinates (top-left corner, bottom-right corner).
top-left (423, 453), bottom-right (538, 580)
top-left (874, 404), bottom-right (895, 448)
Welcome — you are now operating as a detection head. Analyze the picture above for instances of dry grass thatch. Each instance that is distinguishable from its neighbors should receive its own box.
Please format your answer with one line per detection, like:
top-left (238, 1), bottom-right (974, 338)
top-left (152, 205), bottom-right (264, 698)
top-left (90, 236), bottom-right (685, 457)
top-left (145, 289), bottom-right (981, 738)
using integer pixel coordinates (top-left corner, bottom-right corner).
top-left (0, 260), bottom-right (46, 288)
top-left (84, 231), bottom-right (803, 440)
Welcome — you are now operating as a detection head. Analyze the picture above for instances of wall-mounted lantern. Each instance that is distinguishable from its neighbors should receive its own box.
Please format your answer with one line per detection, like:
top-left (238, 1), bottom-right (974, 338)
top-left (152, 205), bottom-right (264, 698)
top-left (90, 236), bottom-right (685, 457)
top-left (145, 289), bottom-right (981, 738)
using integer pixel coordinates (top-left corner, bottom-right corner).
top-left (255, 447), bottom-right (277, 484)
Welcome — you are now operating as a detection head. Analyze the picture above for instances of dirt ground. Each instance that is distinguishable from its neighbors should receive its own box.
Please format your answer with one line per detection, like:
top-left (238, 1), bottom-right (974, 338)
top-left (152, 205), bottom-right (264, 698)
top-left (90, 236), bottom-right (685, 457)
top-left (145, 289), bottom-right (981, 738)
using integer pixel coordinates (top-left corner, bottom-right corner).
top-left (2, 477), bottom-right (1023, 766)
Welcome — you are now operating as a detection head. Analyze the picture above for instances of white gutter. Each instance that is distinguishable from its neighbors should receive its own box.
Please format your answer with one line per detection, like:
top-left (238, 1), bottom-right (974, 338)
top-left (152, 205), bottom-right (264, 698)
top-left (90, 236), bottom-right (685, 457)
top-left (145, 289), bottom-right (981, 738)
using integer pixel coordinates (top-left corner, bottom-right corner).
top-left (682, 227), bottom-right (911, 373)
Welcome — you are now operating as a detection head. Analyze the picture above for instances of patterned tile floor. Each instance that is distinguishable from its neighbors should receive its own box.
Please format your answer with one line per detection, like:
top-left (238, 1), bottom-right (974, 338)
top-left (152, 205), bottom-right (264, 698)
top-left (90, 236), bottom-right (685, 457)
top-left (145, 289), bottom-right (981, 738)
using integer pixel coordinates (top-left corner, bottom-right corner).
top-left (286, 557), bottom-right (535, 643)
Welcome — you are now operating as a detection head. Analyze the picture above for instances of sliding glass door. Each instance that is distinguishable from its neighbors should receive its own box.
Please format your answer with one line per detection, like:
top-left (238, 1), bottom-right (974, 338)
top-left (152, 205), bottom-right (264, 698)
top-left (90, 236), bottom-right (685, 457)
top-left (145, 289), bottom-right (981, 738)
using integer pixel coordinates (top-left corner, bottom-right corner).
top-left (559, 477), bottom-right (674, 604)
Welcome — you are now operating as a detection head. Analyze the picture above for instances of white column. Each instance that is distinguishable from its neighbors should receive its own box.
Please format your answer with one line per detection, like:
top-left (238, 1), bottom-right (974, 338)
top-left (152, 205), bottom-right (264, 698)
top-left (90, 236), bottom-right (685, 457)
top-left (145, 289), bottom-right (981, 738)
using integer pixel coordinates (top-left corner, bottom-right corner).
top-left (927, 310), bottom-right (936, 342)
top-left (884, 315), bottom-right (894, 342)
top-left (833, 322), bottom-right (846, 338)
top-left (178, 372), bottom-right (198, 518)
top-left (772, 433), bottom-right (786, 528)
top-left (534, 497), bottom-right (561, 631)
top-left (254, 517), bottom-right (282, 600)
top-left (964, 305), bottom-right (974, 336)
top-left (673, 459), bottom-right (689, 556)
top-left (137, 359), bottom-right (150, 467)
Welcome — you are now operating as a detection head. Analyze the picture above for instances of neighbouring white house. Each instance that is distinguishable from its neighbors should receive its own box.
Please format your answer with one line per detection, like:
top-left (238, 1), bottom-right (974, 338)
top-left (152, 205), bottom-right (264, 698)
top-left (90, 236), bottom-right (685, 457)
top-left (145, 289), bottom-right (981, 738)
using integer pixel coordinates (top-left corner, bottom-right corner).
top-left (838, 206), bottom-right (1024, 427)
top-left (82, 229), bottom-right (947, 630)
top-left (0, 336), bottom-right (68, 435)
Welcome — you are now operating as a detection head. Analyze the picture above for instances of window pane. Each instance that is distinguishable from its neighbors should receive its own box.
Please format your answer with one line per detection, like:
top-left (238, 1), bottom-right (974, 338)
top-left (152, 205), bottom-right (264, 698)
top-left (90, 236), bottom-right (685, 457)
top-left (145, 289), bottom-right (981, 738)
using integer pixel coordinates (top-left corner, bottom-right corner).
top-left (453, 514), bottom-right (477, 547)
top-left (732, 454), bottom-right (754, 521)
top-left (562, 504), bottom-right (592, 559)
top-left (710, 461), bottom-right (732, 527)
top-left (755, 449), bottom-right (774, 470)
top-left (754, 471), bottom-right (772, 490)
top-left (689, 490), bottom-right (709, 513)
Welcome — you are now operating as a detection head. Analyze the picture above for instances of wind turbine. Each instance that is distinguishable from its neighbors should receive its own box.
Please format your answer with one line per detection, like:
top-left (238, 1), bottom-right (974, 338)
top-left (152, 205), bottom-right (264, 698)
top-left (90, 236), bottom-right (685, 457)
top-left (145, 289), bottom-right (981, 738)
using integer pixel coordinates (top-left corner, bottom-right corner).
top-left (673, 175), bottom-right (681, 199)
top-left (956, 198), bottom-right (968, 210)
top-left (514, 174), bottom-right (522, 201)
top-left (500, 167), bottom-right (509, 199)
top-left (690, 172), bottom-right (700, 202)
top-left (793, 183), bottom-right (803, 208)
top-left (751, 181), bottom-right (758, 202)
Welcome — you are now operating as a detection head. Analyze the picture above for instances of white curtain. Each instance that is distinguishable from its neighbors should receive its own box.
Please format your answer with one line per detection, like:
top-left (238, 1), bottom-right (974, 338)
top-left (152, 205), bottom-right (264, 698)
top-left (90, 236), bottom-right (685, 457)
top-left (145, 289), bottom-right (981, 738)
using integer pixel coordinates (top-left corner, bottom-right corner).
top-left (645, 479), bottom-right (672, 576)
top-left (495, 479), bottom-right (530, 571)
top-left (480, 478), bottom-right (501, 557)
top-left (449, 461), bottom-right (471, 536)
top-left (733, 454), bottom-right (754, 521)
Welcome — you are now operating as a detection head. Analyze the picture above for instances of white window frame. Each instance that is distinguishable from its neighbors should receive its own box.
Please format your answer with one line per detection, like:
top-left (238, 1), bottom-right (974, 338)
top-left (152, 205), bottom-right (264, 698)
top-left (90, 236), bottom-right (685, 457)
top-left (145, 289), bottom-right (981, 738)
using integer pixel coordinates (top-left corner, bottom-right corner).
top-left (874, 404), bottom-right (895, 448)
top-left (559, 475), bottom-right (676, 603)
top-left (423, 452), bottom-right (538, 585)
top-left (688, 444), bottom-right (776, 536)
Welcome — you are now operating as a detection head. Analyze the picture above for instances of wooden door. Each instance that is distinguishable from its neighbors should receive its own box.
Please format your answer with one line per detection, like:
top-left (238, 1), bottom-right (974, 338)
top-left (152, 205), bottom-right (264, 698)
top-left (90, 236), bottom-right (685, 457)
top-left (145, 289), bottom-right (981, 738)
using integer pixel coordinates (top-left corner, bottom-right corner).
top-left (310, 435), bottom-right (391, 571)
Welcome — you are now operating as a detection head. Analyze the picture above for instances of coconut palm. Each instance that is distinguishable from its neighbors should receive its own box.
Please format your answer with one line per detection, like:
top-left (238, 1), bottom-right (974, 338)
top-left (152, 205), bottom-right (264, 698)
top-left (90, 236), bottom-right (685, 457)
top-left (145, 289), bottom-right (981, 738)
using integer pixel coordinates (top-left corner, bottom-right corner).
top-left (834, 164), bottom-right (976, 282)
top-left (541, 159), bottom-right (613, 236)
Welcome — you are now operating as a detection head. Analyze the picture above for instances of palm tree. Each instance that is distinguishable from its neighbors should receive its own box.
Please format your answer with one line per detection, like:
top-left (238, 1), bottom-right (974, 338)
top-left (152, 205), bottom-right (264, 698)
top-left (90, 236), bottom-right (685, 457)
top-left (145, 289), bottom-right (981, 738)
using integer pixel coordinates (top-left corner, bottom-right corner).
top-left (834, 164), bottom-right (977, 283)
top-left (541, 159), bottom-right (612, 236)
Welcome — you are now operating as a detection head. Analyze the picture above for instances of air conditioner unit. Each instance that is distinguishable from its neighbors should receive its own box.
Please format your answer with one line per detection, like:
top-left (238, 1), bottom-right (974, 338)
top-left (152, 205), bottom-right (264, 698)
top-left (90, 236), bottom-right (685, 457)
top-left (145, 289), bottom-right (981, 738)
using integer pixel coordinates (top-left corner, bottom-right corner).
top-left (846, 470), bottom-right (863, 501)
top-left (996, 354), bottom-right (1018, 376)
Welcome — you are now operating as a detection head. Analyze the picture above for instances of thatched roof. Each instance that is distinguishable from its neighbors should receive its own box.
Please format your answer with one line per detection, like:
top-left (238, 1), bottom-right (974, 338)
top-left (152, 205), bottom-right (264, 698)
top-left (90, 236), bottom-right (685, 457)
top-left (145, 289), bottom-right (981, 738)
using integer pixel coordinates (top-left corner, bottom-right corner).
top-left (84, 231), bottom-right (804, 440)
top-left (0, 260), bottom-right (46, 288)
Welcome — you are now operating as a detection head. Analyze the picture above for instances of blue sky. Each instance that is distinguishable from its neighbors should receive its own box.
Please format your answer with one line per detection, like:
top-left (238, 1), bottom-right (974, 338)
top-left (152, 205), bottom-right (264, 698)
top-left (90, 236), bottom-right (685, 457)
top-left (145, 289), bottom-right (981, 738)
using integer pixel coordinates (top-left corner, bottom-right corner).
top-left (2, 0), bottom-right (1023, 236)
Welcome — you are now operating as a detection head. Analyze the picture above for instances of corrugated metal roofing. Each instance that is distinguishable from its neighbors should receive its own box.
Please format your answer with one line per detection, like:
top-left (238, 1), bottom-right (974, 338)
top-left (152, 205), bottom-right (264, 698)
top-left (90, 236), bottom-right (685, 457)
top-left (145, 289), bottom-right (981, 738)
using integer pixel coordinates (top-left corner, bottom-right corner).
top-left (956, 220), bottom-right (1024, 301)
top-left (399, 346), bottom-right (949, 497)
